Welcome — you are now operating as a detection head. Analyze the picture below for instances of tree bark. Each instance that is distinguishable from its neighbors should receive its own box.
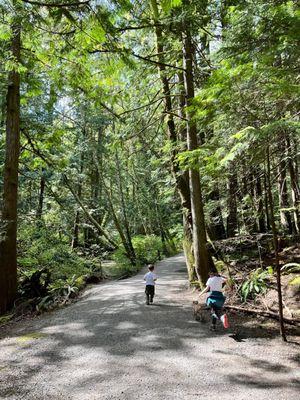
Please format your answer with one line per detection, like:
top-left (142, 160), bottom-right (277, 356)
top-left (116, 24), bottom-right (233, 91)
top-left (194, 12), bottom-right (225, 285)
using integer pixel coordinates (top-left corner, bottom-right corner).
top-left (286, 133), bottom-right (300, 233)
top-left (225, 305), bottom-right (300, 326)
top-left (255, 170), bottom-right (266, 233)
top-left (226, 169), bottom-right (238, 237)
top-left (71, 210), bottom-right (80, 249)
top-left (263, 170), bottom-right (271, 230)
top-left (150, 0), bottom-right (196, 280)
top-left (0, 19), bottom-right (21, 313)
top-left (182, 11), bottom-right (215, 285)
top-left (208, 186), bottom-right (226, 240)
top-left (71, 145), bottom-right (84, 249)
top-left (36, 168), bottom-right (46, 219)
top-left (115, 149), bottom-right (136, 265)
top-left (277, 138), bottom-right (293, 233)
top-left (266, 146), bottom-right (287, 342)
top-left (177, 71), bottom-right (196, 281)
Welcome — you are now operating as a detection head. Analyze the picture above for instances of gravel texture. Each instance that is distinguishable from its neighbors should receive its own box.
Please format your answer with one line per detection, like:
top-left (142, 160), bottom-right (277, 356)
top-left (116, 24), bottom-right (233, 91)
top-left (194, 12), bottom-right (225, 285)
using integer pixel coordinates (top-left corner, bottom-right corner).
top-left (0, 254), bottom-right (299, 400)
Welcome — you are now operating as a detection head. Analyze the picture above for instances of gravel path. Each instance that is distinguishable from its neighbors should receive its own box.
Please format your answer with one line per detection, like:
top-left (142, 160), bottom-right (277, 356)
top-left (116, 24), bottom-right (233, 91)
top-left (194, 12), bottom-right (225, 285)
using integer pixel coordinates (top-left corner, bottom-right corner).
top-left (0, 254), bottom-right (299, 400)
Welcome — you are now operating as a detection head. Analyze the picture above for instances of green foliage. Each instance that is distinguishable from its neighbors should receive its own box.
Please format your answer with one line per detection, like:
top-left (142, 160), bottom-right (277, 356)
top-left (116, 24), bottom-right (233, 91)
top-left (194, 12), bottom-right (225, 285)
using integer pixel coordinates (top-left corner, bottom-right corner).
top-left (113, 235), bottom-right (164, 271)
top-left (0, 314), bottom-right (14, 325)
top-left (239, 267), bottom-right (273, 302)
top-left (161, 0), bottom-right (182, 12)
top-left (281, 263), bottom-right (300, 274)
top-left (288, 276), bottom-right (300, 288)
top-left (112, 248), bottom-right (133, 270)
top-left (18, 225), bottom-right (90, 282)
top-left (131, 235), bottom-right (164, 264)
top-left (17, 224), bottom-right (93, 311)
top-left (112, 235), bottom-right (165, 274)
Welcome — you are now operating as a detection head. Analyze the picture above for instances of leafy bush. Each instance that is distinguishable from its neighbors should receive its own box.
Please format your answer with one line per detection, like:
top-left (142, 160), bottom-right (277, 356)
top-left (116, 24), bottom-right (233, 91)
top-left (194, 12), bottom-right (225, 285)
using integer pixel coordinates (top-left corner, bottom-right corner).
top-left (132, 235), bottom-right (163, 263)
top-left (19, 225), bottom-right (90, 279)
top-left (17, 223), bottom-right (94, 310)
top-left (239, 267), bottom-right (273, 302)
top-left (112, 235), bottom-right (165, 277)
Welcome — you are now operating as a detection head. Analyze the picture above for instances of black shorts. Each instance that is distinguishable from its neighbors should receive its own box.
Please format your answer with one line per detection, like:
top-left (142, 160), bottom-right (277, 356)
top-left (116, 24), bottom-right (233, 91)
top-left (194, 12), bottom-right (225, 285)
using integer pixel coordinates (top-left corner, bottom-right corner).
top-left (145, 285), bottom-right (155, 296)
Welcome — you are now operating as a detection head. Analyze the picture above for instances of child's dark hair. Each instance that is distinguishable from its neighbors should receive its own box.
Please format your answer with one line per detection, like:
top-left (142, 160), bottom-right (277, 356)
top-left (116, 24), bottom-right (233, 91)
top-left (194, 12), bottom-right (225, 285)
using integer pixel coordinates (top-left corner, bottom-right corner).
top-left (209, 269), bottom-right (220, 276)
top-left (148, 264), bottom-right (155, 271)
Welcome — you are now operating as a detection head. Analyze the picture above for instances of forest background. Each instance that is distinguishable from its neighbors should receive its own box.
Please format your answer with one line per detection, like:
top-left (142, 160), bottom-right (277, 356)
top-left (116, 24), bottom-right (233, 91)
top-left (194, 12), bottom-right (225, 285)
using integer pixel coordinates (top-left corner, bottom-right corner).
top-left (0, 0), bottom-right (299, 334)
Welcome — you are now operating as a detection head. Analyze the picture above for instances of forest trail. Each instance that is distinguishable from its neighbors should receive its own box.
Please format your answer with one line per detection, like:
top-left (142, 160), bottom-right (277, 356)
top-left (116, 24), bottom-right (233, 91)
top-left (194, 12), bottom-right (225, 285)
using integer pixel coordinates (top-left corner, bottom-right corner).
top-left (0, 254), bottom-right (299, 400)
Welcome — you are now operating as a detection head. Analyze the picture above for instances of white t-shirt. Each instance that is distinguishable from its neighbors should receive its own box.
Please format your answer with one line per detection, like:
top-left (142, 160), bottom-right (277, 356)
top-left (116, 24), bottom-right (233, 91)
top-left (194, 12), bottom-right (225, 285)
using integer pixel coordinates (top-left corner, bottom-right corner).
top-left (206, 276), bottom-right (226, 292)
top-left (144, 271), bottom-right (157, 286)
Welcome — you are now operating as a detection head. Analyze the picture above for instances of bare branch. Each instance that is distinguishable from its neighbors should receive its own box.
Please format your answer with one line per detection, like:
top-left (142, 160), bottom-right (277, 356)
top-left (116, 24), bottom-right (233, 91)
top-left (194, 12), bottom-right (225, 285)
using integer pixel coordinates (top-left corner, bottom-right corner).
top-left (22, 0), bottom-right (89, 7)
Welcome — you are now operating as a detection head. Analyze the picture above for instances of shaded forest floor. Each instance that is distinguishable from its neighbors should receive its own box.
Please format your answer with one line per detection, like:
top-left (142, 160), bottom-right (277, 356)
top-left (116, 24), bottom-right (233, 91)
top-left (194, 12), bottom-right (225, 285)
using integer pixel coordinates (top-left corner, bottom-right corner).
top-left (210, 235), bottom-right (300, 338)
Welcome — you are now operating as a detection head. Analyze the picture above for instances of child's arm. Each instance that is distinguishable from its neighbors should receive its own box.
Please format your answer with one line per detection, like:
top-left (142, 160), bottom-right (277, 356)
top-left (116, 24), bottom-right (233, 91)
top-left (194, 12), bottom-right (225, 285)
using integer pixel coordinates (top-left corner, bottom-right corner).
top-left (199, 285), bottom-right (210, 297)
top-left (220, 275), bottom-right (227, 286)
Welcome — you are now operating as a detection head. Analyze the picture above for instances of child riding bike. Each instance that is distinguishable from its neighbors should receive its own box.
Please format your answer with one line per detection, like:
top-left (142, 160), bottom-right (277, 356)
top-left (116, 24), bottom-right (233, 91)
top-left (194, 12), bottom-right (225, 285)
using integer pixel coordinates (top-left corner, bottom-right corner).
top-left (199, 271), bottom-right (229, 331)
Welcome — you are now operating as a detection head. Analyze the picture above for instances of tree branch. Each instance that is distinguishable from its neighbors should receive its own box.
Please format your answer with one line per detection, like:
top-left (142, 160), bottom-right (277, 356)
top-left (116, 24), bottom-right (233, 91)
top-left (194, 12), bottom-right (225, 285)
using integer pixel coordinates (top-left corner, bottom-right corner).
top-left (89, 48), bottom-right (186, 72)
top-left (22, 0), bottom-right (89, 7)
top-left (225, 305), bottom-right (300, 326)
top-left (131, 51), bottom-right (186, 71)
top-left (116, 24), bottom-right (159, 32)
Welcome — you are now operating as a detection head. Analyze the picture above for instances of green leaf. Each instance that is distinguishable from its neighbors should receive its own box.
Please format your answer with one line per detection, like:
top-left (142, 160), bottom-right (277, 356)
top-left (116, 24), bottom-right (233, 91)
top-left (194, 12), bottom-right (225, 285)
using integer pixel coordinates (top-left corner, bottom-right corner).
top-left (161, 0), bottom-right (182, 12)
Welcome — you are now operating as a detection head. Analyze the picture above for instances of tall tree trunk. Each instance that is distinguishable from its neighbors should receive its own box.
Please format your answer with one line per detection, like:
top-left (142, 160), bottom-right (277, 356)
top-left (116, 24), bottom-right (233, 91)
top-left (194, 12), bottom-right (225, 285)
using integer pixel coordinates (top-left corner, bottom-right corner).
top-left (115, 149), bottom-right (136, 265)
top-left (71, 211), bottom-right (80, 249)
top-left (226, 169), bottom-right (238, 237)
top-left (277, 138), bottom-right (293, 233)
top-left (208, 186), bottom-right (226, 240)
top-left (263, 171), bottom-right (271, 231)
top-left (36, 168), bottom-right (46, 219)
top-left (93, 128), bottom-right (103, 215)
top-left (286, 133), bottom-right (300, 233)
top-left (150, 0), bottom-right (195, 280)
top-left (255, 170), bottom-right (266, 233)
top-left (266, 146), bottom-right (287, 342)
top-left (178, 71), bottom-right (196, 281)
top-left (71, 149), bottom-right (84, 249)
top-left (182, 10), bottom-right (215, 285)
top-left (0, 19), bottom-right (21, 313)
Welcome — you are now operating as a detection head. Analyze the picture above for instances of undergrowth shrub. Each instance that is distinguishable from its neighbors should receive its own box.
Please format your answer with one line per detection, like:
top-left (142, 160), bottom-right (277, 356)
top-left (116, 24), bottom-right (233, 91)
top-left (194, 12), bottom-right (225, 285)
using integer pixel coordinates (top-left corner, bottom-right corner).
top-left (112, 235), bottom-right (171, 277)
top-left (239, 267), bottom-right (273, 302)
top-left (18, 224), bottom-right (93, 310)
top-left (132, 235), bottom-right (163, 263)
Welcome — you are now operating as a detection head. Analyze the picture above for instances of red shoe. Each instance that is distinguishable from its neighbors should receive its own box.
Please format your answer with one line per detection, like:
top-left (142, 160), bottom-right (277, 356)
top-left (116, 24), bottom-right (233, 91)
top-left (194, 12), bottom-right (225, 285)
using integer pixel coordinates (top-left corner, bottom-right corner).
top-left (221, 314), bottom-right (229, 328)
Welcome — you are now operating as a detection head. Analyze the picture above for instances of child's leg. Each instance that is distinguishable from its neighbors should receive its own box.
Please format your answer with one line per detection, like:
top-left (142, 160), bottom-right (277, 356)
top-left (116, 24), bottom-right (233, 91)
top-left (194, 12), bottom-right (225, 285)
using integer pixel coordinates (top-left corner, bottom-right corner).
top-left (211, 309), bottom-right (217, 328)
top-left (210, 306), bottom-right (220, 329)
top-left (215, 308), bottom-right (222, 320)
top-left (145, 286), bottom-right (150, 305)
top-left (150, 286), bottom-right (155, 303)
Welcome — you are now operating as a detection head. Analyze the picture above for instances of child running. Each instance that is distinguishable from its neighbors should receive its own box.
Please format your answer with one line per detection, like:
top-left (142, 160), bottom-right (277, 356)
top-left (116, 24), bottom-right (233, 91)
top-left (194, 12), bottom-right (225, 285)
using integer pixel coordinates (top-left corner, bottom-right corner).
top-left (143, 264), bottom-right (157, 305)
top-left (199, 271), bottom-right (228, 331)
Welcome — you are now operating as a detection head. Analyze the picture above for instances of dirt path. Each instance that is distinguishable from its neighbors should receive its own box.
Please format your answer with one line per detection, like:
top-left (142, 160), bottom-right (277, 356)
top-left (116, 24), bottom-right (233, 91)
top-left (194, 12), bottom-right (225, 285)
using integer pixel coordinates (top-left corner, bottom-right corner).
top-left (0, 254), bottom-right (299, 399)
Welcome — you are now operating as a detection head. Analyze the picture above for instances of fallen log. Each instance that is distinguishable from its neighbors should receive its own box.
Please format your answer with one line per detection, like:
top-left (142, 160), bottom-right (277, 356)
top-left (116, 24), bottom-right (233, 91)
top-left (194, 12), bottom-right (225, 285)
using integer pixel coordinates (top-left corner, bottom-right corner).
top-left (224, 305), bottom-right (300, 326)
